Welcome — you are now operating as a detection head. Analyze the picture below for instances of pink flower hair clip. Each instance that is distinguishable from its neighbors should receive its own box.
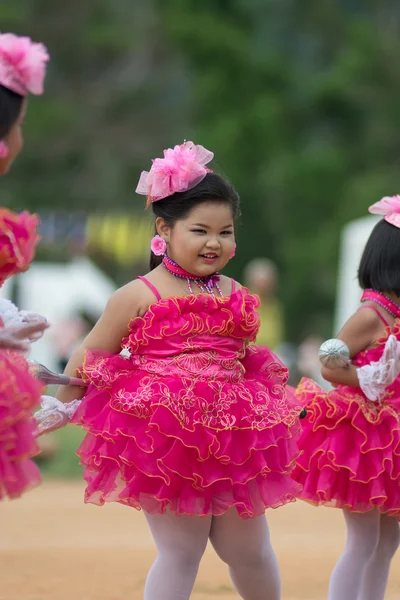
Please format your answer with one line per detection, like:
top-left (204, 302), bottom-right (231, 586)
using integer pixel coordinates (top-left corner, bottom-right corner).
top-left (0, 208), bottom-right (40, 286)
top-left (369, 195), bottom-right (400, 229)
top-left (150, 235), bottom-right (167, 256)
top-left (0, 33), bottom-right (49, 96)
top-left (136, 141), bottom-right (214, 208)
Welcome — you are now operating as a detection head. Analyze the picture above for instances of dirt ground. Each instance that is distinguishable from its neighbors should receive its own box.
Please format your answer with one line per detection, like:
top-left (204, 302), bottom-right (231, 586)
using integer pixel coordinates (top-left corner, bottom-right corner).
top-left (1, 481), bottom-right (400, 600)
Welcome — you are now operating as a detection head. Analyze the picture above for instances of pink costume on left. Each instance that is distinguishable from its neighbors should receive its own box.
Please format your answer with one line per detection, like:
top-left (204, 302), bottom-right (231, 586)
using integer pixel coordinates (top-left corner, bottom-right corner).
top-left (0, 208), bottom-right (43, 499)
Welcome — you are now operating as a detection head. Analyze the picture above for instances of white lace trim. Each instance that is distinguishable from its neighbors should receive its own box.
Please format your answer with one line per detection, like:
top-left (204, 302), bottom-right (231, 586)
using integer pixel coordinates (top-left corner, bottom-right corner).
top-left (0, 298), bottom-right (23, 327)
top-left (35, 396), bottom-right (82, 435)
top-left (357, 334), bottom-right (400, 401)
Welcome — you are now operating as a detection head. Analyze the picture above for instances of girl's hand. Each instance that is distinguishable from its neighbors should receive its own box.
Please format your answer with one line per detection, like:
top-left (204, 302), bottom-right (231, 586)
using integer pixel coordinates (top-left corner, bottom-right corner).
top-left (18, 311), bottom-right (48, 342)
top-left (0, 321), bottom-right (49, 352)
top-left (35, 395), bottom-right (82, 436)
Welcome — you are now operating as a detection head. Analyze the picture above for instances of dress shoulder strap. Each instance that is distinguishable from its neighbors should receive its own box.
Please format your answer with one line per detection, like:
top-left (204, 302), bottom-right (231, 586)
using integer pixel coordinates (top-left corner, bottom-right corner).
top-left (137, 276), bottom-right (162, 301)
top-left (358, 305), bottom-right (390, 327)
top-left (231, 279), bottom-right (237, 293)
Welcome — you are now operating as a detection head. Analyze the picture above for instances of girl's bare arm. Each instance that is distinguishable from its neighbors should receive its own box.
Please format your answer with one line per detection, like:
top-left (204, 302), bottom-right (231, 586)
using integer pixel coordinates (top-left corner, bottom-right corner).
top-left (56, 281), bottom-right (146, 403)
top-left (321, 308), bottom-right (385, 387)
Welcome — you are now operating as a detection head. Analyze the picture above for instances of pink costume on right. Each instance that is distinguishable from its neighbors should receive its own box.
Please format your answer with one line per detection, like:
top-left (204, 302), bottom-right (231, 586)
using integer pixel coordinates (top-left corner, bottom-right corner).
top-left (293, 304), bottom-right (400, 516)
top-left (72, 281), bottom-right (303, 518)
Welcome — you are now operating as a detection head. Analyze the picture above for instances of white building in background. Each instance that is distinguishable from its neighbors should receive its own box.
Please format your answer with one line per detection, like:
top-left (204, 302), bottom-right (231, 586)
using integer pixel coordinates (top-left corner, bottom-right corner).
top-left (2, 257), bottom-right (116, 372)
top-left (334, 215), bottom-right (379, 333)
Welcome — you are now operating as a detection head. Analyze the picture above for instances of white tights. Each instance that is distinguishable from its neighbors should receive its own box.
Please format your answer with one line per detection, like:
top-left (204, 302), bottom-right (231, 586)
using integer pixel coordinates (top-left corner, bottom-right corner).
top-left (144, 509), bottom-right (281, 600)
top-left (328, 510), bottom-right (400, 600)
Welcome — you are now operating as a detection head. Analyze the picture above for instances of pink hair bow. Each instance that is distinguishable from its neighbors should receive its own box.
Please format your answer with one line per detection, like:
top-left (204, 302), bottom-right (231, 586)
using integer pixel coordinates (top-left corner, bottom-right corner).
top-left (136, 141), bottom-right (214, 208)
top-left (0, 33), bottom-right (49, 96)
top-left (369, 195), bottom-right (400, 229)
top-left (0, 208), bottom-right (40, 286)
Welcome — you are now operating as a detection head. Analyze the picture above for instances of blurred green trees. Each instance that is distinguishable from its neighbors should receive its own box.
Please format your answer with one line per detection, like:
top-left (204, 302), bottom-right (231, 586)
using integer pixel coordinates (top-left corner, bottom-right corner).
top-left (3, 0), bottom-right (400, 340)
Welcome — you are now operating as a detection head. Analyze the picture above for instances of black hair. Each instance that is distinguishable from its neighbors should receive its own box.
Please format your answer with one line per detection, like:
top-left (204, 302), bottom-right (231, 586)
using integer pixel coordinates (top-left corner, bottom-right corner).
top-left (358, 219), bottom-right (400, 295)
top-left (149, 172), bottom-right (240, 270)
top-left (0, 84), bottom-right (24, 140)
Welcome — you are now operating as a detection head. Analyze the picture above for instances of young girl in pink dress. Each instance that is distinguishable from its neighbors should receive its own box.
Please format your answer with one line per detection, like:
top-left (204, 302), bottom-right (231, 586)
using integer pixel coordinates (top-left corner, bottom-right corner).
top-left (0, 33), bottom-right (49, 499)
top-left (293, 195), bottom-right (400, 600)
top-left (48, 141), bottom-right (302, 599)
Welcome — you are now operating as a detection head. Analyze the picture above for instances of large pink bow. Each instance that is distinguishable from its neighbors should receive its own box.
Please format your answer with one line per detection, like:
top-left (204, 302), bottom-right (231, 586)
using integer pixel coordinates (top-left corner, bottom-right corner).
top-left (369, 195), bottom-right (400, 229)
top-left (136, 141), bottom-right (214, 208)
top-left (0, 33), bottom-right (49, 96)
top-left (0, 209), bottom-right (40, 286)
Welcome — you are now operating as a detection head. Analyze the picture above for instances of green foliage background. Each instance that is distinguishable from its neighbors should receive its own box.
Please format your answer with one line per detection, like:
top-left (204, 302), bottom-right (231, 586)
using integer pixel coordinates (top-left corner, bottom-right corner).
top-left (3, 0), bottom-right (400, 341)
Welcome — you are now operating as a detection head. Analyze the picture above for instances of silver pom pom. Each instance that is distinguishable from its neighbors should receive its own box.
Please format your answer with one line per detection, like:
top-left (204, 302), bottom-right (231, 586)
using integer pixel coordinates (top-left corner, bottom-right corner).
top-left (318, 339), bottom-right (350, 369)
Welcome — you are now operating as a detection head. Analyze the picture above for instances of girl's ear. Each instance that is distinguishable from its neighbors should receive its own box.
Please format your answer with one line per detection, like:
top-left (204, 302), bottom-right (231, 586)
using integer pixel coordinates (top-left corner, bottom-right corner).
top-left (155, 217), bottom-right (171, 242)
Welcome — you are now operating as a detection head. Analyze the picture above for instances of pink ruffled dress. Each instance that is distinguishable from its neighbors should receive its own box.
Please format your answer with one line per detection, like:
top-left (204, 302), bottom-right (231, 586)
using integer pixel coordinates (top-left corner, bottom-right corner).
top-left (0, 349), bottom-right (42, 499)
top-left (72, 279), bottom-right (302, 518)
top-left (293, 308), bottom-right (400, 516)
top-left (0, 208), bottom-right (42, 500)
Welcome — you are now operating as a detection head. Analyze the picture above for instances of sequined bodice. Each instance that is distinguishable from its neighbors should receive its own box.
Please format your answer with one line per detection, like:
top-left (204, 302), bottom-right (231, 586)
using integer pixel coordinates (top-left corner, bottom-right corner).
top-left (122, 288), bottom-right (260, 361)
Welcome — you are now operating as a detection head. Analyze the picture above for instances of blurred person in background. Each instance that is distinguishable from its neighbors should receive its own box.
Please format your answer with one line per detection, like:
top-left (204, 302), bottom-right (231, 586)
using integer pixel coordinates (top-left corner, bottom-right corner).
top-left (296, 334), bottom-right (330, 390)
top-left (52, 310), bottom-right (96, 372)
top-left (244, 258), bottom-right (301, 383)
top-left (244, 258), bottom-right (284, 351)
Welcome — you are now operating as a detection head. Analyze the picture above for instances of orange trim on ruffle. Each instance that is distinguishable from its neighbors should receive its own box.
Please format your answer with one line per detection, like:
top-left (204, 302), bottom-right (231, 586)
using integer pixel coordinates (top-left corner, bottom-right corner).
top-left (73, 386), bottom-right (301, 438)
top-left (356, 319), bottom-right (400, 362)
top-left (296, 385), bottom-right (400, 480)
top-left (121, 288), bottom-right (260, 354)
top-left (295, 378), bottom-right (400, 514)
top-left (78, 443), bottom-right (299, 491)
top-left (299, 496), bottom-right (400, 517)
top-left (0, 350), bottom-right (42, 500)
top-left (80, 456), bottom-right (300, 517)
top-left (297, 377), bottom-right (398, 425)
top-left (74, 410), bottom-right (300, 469)
top-left (83, 481), bottom-right (298, 518)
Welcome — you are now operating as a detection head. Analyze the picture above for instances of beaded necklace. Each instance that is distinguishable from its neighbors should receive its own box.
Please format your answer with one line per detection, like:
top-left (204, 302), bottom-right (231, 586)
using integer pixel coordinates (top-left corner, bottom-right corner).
top-left (162, 255), bottom-right (223, 297)
top-left (361, 289), bottom-right (400, 319)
